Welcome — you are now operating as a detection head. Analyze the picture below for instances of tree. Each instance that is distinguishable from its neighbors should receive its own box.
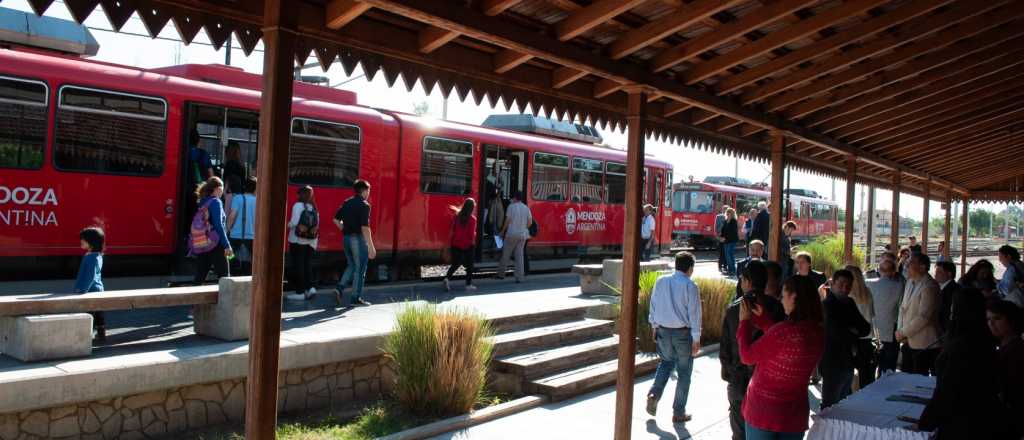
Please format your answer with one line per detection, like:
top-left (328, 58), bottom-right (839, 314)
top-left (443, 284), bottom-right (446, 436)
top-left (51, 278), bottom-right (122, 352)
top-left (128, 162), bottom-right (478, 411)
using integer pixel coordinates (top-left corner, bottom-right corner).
top-left (969, 209), bottom-right (995, 237)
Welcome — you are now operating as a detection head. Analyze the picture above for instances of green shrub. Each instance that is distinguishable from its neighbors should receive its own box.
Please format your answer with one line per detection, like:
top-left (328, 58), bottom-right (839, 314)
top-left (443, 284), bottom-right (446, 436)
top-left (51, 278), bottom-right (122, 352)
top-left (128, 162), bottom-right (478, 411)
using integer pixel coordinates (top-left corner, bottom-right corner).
top-left (636, 270), bottom-right (660, 352)
top-left (384, 305), bottom-right (494, 417)
top-left (798, 234), bottom-right (863, 277)
top-left (694, 277), bottom-right (735, 344)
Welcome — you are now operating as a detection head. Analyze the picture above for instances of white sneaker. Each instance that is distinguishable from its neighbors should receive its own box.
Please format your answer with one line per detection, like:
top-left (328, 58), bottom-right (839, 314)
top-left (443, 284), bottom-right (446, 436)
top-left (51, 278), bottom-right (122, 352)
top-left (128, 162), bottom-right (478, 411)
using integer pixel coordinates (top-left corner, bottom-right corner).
top-left (465, 285), bottom-right (477, 291)
top-left (305, 287), bottom-right (316, 300)
top-left (285, 292), bottom-right (307, 301)
top-left (443, 278), bottom-right (451, 292)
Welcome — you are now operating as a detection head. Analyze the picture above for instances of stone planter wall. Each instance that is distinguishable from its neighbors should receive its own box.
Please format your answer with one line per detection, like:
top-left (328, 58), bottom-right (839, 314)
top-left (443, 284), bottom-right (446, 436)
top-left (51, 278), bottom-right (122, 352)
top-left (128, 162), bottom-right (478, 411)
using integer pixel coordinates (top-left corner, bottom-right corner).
top-left (0, 355), bottom-right (393, 440)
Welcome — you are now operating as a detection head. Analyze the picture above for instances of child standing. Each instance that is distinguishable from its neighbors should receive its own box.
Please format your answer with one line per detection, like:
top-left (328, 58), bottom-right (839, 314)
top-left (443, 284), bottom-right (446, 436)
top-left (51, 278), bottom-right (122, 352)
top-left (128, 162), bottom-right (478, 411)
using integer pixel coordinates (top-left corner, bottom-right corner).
top-left (74, 227), bottom-right (106, 340)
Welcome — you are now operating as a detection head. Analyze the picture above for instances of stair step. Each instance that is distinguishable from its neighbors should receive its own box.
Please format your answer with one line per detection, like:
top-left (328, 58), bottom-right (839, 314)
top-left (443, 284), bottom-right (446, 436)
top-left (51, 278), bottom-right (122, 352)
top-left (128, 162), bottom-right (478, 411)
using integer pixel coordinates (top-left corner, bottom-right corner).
top-left (494, 335), bottom-right (620, 379)
top-left (491, 318), bottom-right (616, 357)
top-left (529, 353), bottom-right (661, 401)
top-left (487, 306), bottom-right (590, 333)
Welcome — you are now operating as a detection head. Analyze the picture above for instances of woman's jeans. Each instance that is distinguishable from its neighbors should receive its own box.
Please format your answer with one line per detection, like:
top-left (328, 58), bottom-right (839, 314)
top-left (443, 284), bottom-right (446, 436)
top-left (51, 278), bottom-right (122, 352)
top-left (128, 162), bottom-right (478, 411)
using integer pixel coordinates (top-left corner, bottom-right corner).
top-left (745, 422), bottom-right (804, 440)
top-left (724, 242), bottom-right (737, 274)
top-left (338, 234), bottom-right (369, 303)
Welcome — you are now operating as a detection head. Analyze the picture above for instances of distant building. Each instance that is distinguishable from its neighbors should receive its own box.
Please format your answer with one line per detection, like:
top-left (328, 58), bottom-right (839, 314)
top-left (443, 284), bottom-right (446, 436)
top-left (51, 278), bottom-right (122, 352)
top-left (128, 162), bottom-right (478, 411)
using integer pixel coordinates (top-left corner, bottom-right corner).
top-left (855, 209), bottom-right (913, 236)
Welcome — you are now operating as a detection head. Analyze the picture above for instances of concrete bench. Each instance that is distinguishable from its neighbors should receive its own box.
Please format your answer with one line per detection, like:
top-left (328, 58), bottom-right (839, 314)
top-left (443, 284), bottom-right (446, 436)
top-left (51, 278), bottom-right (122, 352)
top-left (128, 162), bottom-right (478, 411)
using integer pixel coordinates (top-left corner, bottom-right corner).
top-left (0, 277), bottom-right (253, 362)
top-left (573, 260), bottom-right (672, 295)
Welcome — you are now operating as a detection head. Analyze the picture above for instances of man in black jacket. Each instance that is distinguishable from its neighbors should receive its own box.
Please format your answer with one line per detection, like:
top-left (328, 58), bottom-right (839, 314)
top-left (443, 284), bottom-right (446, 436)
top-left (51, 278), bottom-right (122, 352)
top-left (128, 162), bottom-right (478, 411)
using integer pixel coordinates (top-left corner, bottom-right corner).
top-left (749, 201), bottom-right (770, 255)
top-left (720, 260), bottom-right (785, 440)
top-left (819, 269), bottom-right (873, 409)
top-left (934, 261), bottom-right (958, 337)
top-left (734, 240), bottom-right (764, 299)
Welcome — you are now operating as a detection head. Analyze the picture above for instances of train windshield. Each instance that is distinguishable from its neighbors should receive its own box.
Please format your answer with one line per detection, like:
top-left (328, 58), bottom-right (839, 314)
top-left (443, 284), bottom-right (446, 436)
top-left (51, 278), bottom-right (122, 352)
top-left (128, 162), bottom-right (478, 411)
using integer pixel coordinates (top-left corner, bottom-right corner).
top-left (674, 191), bottom-right (714, 213)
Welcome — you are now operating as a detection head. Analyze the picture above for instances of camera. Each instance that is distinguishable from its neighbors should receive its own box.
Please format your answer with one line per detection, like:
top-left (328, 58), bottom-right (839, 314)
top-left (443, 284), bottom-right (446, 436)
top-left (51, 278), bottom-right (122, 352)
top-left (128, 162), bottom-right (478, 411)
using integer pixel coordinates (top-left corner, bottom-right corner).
top-left (742, 292), bottom-right (757, 308)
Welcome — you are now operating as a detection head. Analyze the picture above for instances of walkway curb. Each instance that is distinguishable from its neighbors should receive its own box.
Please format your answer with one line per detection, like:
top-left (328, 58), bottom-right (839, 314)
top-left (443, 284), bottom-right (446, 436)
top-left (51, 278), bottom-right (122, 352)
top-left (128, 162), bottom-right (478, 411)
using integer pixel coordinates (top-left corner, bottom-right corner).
top-left (377, 395), bottom-right (549, 440)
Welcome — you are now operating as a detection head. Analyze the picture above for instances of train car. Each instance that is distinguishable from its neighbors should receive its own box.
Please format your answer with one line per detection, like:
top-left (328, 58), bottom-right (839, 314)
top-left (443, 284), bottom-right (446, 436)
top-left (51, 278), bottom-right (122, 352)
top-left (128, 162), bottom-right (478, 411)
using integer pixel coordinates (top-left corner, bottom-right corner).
top-left (671, 181), bottom-right (838, 249)
top-left (0, 48), bottom-right (672, 280)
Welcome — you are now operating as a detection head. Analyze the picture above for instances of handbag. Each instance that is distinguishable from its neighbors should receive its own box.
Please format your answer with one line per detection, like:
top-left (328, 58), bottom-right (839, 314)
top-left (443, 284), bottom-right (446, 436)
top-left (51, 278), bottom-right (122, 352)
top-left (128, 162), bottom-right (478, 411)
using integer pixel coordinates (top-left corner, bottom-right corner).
top-left (528, 219), bottom-right (539, 238)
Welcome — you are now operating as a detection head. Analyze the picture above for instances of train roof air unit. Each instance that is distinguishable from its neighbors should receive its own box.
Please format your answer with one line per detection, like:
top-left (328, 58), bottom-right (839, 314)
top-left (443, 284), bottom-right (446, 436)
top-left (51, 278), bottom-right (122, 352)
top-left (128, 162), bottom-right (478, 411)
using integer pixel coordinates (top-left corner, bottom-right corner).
top-left (0, 7), bottom-right (99, 56)
top-left (482, 114), bottom-right (603, 144)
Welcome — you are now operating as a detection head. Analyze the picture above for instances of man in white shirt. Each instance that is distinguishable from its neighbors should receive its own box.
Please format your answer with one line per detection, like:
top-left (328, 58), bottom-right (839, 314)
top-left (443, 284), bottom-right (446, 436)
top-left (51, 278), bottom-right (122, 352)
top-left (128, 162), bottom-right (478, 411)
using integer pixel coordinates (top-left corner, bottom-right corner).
top-left (645, 252), bottom-right (702, 424)
top-left (641, 204), bottom-right (656, 261)
top-left (498, 191), bottom-right (533, 282)
top-left (896, 253), bottom-right (941, 374)
top-left (866, 259), bottom-right (904, 376)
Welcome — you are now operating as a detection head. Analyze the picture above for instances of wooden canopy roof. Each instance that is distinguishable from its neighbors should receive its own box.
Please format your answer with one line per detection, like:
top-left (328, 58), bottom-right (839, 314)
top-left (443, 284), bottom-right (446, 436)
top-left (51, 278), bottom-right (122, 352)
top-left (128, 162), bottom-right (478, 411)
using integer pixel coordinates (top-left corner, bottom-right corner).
top-left (29, 0), bottom-right (1024, 202)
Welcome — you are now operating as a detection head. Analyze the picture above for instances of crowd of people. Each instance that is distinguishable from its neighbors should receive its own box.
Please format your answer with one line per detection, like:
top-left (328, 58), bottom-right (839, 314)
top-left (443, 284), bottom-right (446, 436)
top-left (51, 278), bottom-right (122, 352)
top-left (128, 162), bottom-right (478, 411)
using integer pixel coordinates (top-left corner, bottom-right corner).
top-left (642, 235), bottom-right (1024, 439)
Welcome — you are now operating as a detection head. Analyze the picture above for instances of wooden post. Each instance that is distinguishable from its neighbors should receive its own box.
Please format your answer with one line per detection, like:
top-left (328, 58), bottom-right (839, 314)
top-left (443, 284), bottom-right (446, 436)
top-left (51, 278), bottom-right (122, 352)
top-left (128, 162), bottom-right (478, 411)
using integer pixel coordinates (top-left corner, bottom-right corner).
top-left (961, 195), bottom-right (970, 271)
top-left (866, 186), bottom-right (876, 266)
top-left (613, 88), bottom-right (647, 440)
top-left (843, 155), bottom-right (856, 264)
top-left (246, 1), bottom-right (297, 438)
top-left (944, 190), bottom-right (952, 261)
top-left (890, 173), bottom-right (901, 253)
top-left (921, 180), bottom-right (930, 252)
top-left (767, 131), bottom-right (785, 262)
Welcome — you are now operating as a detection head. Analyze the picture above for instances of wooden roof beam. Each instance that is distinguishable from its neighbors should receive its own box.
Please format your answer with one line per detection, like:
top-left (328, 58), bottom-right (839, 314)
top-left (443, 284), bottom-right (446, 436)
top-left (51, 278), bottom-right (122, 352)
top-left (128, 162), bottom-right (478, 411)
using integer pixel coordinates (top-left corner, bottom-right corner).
top-left (740, 1), bottom-right (1010, 105)
top-left (609, 0), bottom-right (742, 60)
top-left (481, 0), bottom-right (523, 16)
top-left (971, 190), bottom-right (1024, 201)
top-left (771, 15), bottom-right (1024, 115)
top-left (717, 118), bottom-right (743, 132)
top-left (866, 97), bottom-right (1024, 150)
top-left (593, 78), bottom-right (624, 98)
top-left (691, 108), bottom-right (718, 125)
top-left (908, 128), bottom-right (1024, 169)
top-left (816, 57), bottom-right (1024, 136)
top-left (714, 0), bottom-right (953, 95)
top-left (681, 0), bottom-right (889, 85)
top-left (845, 82), bottom-right (1024, 148)
top-left (784, 36), bottom-right (1024, 121)
top-left (650, 0), bottom-right (816, 72)
top-left (956, 157), bottom-right (1024, 186)
top-left (350, 0), bottom-right (967, 194)
top-left (492, 49), bottom-right (532, 73)
top-left (880, 105), bottom-right (1024, 156)
top-left (662, 101), bottom-right (688, 117)
top-left (552, 66), bottom-right (589, 89)
top-left (326, 0), bottom-right (372, 29)
top-left (555, 0), bottom-right (647, 42)
top-left (419, 26), bottom-right (460, 53)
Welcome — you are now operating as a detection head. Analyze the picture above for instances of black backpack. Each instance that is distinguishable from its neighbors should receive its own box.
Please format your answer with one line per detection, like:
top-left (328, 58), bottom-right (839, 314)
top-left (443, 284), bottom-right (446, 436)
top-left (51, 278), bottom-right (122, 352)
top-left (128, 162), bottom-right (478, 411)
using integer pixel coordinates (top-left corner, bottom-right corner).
top-left (296, 203), bottom-right (319, 239)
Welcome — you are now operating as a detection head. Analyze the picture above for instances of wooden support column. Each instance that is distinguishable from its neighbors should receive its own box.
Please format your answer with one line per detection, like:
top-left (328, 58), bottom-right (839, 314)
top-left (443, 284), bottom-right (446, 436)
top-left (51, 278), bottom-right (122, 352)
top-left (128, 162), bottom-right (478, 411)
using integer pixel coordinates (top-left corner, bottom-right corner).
top-left (961, 195), bottom-right (970, 271)
top-left (890, 173), bottom-right (901, 253)
top-left (768, 131), bottom-right (785, 262)
top-left (944, 190), bottom-right (952, 261)
top-left (843, 155), bottom-right (856, 264)
top-left (246, 0), bottom-right (297, 438)
top-left (921, 180), bottom-right (930, 251)
top-left (614, 88), bottom-right (647, 440)
top-left (866, 186), bottom-right (876, 266)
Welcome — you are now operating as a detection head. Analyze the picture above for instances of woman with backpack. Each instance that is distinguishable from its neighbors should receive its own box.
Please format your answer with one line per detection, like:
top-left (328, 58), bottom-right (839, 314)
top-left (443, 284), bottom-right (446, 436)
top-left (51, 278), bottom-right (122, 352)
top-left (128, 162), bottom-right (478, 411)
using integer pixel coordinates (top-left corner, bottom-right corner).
top-left (286, 185), bottom-right (319, 301)
top-left (191, 177), bottom-right (233, 283)
top-left (443, 198), bottom-right (478, 292)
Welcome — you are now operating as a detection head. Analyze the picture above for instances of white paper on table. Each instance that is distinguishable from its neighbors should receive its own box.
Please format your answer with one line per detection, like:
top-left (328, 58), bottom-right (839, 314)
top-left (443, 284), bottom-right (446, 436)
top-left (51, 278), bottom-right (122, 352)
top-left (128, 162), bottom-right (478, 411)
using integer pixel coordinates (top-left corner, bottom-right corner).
top-left (495, 235), bottom-right (504, 250)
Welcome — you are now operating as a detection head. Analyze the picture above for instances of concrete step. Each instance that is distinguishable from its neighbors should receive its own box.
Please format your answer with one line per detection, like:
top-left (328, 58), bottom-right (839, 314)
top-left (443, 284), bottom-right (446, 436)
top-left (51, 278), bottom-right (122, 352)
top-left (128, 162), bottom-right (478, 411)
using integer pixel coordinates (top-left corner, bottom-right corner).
top-left (494, 335), bottom-right (620, 379)
top-left (490, 318), bottom-right (616, 358)
top-left (487, 305), bottom-right (590, 333)
top-left (529, 353), bottom-right (661, 401)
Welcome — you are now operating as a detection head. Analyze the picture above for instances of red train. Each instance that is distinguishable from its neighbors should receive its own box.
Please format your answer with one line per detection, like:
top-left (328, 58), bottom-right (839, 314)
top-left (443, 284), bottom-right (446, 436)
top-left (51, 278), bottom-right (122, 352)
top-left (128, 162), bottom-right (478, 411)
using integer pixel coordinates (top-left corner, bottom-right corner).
top-left (671, 181), bottom-right (838, 249)
top-left (0, 49), bottom-right (673, 280)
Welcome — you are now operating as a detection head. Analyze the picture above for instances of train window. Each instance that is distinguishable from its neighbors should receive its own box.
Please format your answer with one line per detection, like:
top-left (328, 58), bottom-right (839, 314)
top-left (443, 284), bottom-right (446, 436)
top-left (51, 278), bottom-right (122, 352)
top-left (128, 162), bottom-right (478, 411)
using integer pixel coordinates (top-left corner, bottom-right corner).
top-left (652, 172), bottom-right (662, 207)
top-left (664, 171), bottom-right (672, 208)
top-left (571, 157), bottom-right (603, 203)
top-left (0, 76), bottom-right (47, 170)
top-left (532, 152), bottom-right (569, 201)
top-left (54, 86), bottom-right (166, 176)
top-left (289, 118), bottom-right (361, 187)
top-left (735, 194), bottom-right (756, 217)
top-left (604, 162), bottom-right (626, 204)
top-left (421, 136), bottom-right (473, 195)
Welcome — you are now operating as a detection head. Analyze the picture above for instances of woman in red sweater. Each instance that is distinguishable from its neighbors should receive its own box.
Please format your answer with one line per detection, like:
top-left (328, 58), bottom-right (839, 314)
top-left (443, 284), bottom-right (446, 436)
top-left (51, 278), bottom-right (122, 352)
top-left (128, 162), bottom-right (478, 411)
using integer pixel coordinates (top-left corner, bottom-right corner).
top-left (443, 198), bottom-right (478, 291)
top-left (738, 275), bottom-right (825, 440)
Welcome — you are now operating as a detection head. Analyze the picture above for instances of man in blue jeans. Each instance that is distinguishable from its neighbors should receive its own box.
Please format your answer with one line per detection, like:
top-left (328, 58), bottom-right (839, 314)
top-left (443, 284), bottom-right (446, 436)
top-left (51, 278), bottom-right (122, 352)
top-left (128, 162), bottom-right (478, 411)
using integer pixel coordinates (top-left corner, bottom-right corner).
top-left (646, 251), bottom-right (702, 424)
top-left (333, 179), bottom-right (376, 306)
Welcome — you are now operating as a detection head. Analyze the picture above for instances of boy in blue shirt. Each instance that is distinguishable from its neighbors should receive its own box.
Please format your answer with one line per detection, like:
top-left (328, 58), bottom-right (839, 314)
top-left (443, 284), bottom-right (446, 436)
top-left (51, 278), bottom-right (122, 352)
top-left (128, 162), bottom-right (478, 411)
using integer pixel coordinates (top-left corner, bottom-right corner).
top-left (74, 227), bottom-right (106, 341)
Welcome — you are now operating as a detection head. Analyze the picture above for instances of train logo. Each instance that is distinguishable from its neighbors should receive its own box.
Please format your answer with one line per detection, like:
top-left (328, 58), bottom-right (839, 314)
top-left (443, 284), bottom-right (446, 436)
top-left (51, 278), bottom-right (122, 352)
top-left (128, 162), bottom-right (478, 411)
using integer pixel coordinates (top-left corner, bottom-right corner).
top-left (566, 208), bottom-right (577, 235)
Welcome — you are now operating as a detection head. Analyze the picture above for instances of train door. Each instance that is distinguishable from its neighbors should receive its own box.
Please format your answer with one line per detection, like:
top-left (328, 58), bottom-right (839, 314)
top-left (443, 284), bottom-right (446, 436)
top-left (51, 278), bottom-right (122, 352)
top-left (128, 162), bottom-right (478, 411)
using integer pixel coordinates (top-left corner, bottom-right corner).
top-left (179, 103), bottom-right (259, 251)
top-left (476, 144), bottom-right (527, 261)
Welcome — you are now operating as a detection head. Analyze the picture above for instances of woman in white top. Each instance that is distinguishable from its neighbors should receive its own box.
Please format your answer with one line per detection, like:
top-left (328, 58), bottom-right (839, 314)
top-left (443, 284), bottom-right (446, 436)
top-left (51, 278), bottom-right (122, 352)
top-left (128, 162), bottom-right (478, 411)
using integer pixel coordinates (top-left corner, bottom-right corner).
top-left (286, 185), bottom-right (319, 301)
top-left (641, 204), bottom-right (656, 261)
top-left (846, 265), bottom-right (877, 388)
top-left (226, 176), bottom-right (257, 275)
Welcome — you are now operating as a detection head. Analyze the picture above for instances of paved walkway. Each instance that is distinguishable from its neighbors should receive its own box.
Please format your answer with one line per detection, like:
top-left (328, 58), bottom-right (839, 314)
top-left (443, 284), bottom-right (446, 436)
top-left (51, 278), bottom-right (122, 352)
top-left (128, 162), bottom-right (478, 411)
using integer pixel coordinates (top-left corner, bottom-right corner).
top-left (431, 352), bottom-right (823, 440)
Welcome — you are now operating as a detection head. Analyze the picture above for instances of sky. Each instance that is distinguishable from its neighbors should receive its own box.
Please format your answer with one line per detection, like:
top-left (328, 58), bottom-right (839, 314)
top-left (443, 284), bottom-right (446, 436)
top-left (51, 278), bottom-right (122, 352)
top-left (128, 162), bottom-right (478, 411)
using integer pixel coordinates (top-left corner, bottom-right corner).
top-left (6, 0), bottom-right (1016, 222)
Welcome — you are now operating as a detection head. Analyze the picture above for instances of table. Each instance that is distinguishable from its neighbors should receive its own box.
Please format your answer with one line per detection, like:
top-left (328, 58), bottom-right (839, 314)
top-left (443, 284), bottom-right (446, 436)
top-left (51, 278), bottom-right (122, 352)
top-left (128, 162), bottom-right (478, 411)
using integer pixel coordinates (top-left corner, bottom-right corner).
top-left (807, 372), bottom-right (935, 440)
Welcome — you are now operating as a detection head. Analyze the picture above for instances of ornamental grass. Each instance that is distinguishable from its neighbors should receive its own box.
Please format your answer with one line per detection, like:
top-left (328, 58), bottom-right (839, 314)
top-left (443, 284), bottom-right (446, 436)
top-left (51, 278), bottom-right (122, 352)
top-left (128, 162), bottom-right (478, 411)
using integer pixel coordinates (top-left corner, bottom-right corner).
top-left (798, 234), bottom-right (864, 276)
top-left (694, 277), bottom-right (735, 344)
top-left (384, 304), bottom-right (494, 417)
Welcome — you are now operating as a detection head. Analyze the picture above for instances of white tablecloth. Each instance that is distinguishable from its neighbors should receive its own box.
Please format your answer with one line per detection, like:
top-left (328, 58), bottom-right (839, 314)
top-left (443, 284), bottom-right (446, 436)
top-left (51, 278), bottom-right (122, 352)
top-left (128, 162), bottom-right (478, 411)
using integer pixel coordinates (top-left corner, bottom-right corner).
top-left (807, 372), bottom-right (935, 440)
